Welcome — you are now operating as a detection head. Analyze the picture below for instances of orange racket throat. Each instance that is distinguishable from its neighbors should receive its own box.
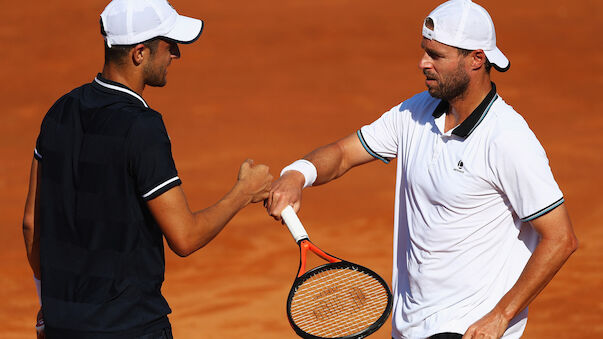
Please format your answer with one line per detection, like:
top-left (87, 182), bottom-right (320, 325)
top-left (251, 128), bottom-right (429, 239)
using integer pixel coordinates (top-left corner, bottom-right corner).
top-left (297, 239), bottom-right (341, 277)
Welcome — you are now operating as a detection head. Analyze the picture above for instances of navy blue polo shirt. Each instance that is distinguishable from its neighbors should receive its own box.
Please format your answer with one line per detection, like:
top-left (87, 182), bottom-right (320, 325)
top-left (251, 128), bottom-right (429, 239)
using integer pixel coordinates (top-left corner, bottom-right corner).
top-left (34, 74), bottom-right (181, 338)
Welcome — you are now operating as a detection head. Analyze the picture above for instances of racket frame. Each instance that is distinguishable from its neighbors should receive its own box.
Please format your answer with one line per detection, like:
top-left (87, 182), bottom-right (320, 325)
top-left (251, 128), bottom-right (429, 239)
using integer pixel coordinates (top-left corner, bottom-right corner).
top-left (281, 206), bottom-right (393, 339)
top-left (286, 260), bottom-right (393, 339)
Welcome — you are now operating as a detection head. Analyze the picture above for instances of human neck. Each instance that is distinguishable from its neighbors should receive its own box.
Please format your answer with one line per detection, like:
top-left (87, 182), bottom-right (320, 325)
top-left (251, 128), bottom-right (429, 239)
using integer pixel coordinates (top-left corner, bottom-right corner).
top-left (100, 63), bottom-right (145, 96)
top-left (444, 76), bottom-right (492, 132)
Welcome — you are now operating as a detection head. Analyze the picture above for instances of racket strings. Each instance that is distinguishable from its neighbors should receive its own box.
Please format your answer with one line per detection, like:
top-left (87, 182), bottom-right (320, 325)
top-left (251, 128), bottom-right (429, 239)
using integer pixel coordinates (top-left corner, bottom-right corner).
top-left (289, 267), bottom-right (390, 338)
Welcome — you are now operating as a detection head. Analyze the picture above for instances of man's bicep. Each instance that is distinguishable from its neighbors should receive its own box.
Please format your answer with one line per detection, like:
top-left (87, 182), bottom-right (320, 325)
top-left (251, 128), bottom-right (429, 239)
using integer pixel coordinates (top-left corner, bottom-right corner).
top-left (529, 204), bottom-right (575, 242)
top-left (339, 132), bottom-right (381, 168)
top-left (146, 186), bottom-right (197, 255)
top-left (24, 158), bottom-right (40, 230)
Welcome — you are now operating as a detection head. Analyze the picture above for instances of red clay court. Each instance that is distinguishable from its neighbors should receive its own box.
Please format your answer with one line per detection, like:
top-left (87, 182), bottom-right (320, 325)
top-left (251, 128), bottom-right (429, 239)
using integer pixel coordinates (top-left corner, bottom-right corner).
top-left (1, 0), bottom-right (601, 337)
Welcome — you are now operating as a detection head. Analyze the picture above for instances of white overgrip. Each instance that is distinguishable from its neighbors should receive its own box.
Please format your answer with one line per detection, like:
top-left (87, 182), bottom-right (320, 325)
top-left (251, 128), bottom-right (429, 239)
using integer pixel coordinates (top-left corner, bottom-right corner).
top-left (280, 205), bottom-right (309, 243)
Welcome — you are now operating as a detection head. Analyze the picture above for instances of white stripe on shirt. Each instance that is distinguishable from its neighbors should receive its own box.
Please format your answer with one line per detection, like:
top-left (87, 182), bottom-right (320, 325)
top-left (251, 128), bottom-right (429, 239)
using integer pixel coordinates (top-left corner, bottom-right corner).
top-left (142, 176), bottom-right (180, 199)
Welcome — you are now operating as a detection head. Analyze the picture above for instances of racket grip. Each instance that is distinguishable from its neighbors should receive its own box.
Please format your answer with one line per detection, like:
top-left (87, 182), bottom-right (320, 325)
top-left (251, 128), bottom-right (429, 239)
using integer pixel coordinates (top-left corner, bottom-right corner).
top-left (281, 206), bottom-right (309, 243)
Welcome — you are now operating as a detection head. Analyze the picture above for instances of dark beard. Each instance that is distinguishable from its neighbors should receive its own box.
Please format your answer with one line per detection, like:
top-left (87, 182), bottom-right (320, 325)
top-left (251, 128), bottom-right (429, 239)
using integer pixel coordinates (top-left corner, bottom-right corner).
top-left (143, 62), bottom-right (168, 87)
top-left (145, 71), bottom-right (167, 87)
top-left (425, 64), bottom-right (470, 101)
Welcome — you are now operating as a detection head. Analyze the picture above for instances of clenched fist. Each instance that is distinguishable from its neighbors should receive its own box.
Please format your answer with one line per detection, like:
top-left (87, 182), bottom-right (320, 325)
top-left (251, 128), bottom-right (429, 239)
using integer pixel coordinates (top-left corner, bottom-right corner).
top-left (237, 159), bottom-right (273, 204)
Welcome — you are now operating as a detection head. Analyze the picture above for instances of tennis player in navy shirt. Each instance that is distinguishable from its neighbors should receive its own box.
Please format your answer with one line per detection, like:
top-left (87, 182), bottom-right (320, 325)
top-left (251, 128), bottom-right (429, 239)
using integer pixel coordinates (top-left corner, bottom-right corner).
top-left (22, 0), bottom-right (272, 338)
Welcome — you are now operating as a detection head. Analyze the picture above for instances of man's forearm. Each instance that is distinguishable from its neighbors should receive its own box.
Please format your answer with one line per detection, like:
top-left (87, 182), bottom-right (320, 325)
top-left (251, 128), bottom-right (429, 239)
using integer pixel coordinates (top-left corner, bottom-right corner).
top-left (473, 206), bottom-right (577, 334)
top-left (150, 159), bottom-right (271, 257)
top-left (149, 184), bottom-right (250, 257)
top-left (494, 230), bottom-right (577, 322)
top-left (268, 132), bottom-right (375, 218)
top-left (189, 182), bottom-right (253, 251)
top-left (464, 206), bottom-right (577, 338)
top-left (23, 220), bottom-right (40, 277)
top-left (303, 142), bottom-right (346, 186)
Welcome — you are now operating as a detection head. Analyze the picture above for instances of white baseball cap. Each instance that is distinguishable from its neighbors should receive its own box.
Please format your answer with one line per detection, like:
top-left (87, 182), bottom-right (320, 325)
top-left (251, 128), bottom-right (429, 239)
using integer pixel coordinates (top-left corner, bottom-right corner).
top-left (422, 0), bottom-right (510, 72)
top-left (100, 0), bottom-right (203, 47)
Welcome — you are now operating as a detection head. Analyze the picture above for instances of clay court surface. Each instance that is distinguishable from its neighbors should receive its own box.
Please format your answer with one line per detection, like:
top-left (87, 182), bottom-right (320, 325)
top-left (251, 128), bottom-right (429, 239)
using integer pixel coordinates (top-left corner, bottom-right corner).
top-left (1, 0), bottom-right (602, 337)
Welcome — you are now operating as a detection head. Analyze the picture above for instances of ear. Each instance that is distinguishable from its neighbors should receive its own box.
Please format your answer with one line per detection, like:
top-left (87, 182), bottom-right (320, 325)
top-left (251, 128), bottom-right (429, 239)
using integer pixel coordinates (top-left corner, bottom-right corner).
top-left (471, 49), bottom-right (487, 71)
top-left (131, 43), bottom-right (146, 66)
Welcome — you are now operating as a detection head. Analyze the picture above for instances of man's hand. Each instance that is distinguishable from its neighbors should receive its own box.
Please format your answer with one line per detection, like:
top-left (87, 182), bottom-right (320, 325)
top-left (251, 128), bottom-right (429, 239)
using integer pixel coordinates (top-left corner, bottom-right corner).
top-left (462, 307), bottom-right (509, 339)
top-left (265, 170), bottom-right (305, 220)
top-left (236, 159), bottom-right (273, 204)
top-left (36, 307), bottom-right (45, 339)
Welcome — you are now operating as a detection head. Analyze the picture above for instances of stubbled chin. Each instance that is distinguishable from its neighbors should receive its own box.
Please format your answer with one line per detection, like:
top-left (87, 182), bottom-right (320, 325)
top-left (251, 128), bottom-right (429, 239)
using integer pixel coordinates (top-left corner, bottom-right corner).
top-left (426, 87), bottom-right (440, 98)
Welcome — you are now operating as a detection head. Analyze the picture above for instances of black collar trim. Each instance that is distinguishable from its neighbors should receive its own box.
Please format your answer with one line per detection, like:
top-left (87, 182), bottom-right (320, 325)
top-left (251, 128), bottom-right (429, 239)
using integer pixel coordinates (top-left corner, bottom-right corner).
top-left (432, 83), bottom-right (498, 138)
top-left (92, 73), bottom-right (148, 108)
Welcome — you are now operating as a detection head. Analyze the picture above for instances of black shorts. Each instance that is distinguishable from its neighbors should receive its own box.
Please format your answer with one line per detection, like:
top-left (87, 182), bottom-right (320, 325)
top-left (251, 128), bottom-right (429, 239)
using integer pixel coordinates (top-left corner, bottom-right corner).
top-left (393, 333), bottom-right (462, 339)
top-left (429, 333), bottom-right (463, 339)
top-left (45, 321), bottom-right (172, 339)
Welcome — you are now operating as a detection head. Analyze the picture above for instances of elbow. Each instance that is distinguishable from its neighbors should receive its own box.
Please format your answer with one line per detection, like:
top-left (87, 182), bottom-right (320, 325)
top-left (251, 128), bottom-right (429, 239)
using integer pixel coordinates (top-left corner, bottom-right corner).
top-left (556, 232), bottom-right (579, 260)
top-left (162, 216), bottom-right (215, 257)
top-left (22, 214), bottom-right (34, 235)
top-left (167, 238), bottom-right (202, 257)
top-left (567, 233), bottom-right (579, 256)
top-left (173, 251), bottom-right (190, 258)
top-left (172, 247), bottom-right (194, 258)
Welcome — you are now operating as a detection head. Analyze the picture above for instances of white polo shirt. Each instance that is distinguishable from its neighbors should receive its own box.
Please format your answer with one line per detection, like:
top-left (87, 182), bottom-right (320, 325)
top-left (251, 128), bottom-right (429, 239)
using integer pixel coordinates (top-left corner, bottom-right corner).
top-left (358, 84), bottom-right (563, 339)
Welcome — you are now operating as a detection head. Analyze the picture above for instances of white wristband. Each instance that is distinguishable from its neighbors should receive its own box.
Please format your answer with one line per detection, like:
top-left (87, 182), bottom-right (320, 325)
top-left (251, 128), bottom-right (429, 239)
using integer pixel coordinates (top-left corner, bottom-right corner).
top-left (34, 275), bottom-right (41, 305)
top-left (280, 159), bottom-right (317, 188)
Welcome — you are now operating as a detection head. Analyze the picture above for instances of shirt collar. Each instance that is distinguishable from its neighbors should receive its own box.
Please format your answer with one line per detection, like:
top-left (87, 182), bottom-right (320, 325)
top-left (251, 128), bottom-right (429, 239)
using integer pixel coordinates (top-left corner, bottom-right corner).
top-left (432, 82), bottom-right (499, 138)
top-left (92, 73), bottom-right (149, 108)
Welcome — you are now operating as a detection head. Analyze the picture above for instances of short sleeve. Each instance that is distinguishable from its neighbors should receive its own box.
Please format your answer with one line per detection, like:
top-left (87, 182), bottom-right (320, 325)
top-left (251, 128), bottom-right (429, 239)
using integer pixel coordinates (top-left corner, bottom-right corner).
top-left (34, 106), bottom-right (54, 161)
top-left (489, 126), bottom-right (564, 222)
top-left (34, 136), bottom-right (43, 160)
top-left (357, 105), bottom-right (401, 163)
top-left (127, 113), bottom-right (181, 201)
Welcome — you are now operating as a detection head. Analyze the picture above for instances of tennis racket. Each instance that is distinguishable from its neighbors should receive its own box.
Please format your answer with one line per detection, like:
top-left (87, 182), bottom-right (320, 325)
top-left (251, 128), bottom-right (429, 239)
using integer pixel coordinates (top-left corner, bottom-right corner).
top-left (280, 205), bottom-right (393, 339)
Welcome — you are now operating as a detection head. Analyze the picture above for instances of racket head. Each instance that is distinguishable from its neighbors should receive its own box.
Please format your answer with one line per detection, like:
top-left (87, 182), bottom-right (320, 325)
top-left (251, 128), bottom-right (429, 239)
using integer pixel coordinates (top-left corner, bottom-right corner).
top-left (286, 261), bottom-right (393, 339)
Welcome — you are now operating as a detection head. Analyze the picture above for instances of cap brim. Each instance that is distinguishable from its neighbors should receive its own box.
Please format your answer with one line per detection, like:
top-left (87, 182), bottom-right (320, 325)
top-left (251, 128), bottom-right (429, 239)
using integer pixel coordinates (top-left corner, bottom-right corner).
top-left (163, 15), bottom-right (203, 44)
top-left (484, 47), bottom-right (510, 72)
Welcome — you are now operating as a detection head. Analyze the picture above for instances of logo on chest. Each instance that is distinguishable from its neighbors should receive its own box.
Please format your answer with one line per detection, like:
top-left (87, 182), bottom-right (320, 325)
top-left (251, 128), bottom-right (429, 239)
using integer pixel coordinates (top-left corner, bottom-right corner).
top-left (453, 160), bottom-right (465, 173)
